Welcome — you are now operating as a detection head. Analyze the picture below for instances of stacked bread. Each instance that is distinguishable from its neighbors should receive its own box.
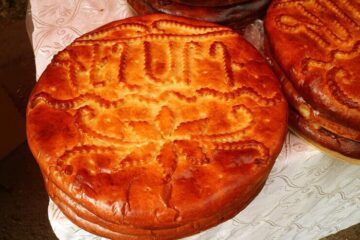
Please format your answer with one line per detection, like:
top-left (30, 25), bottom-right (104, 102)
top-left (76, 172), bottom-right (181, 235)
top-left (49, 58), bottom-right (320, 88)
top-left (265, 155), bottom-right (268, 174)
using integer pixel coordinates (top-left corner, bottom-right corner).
top-left (127, 0), bottom-right (271, 30)
top-left (27, 14), bottom-right (288, 239)
top-left (265, 0), bottom-right (360, 162)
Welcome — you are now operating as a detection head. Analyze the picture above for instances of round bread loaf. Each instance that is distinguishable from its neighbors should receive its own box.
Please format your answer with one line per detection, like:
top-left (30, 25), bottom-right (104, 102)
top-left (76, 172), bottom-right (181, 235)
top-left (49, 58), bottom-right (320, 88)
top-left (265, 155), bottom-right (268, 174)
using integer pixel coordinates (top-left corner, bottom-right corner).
top-left (264, 35), bottom-right (360, 159)
top-left (265, 0), bottom-right (360, 161)
top-left (266, 0), bottom-right (360, 131)
top-left (45, 176), bottom-right (267, 239)
top-left (27, 14), bottom-right (287, 239)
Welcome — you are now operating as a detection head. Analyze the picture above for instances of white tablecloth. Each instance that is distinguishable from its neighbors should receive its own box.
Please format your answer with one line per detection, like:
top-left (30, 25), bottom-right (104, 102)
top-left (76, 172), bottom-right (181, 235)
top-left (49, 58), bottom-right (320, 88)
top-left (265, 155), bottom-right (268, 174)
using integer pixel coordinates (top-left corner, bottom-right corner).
top-left (26, 1), bottom-right (360, 239)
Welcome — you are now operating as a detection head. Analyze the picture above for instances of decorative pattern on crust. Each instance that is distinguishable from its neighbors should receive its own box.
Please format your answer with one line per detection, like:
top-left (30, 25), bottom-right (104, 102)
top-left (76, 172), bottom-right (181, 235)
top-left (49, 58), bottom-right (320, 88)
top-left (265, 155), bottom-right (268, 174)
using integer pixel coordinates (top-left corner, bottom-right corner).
top-left (266, 0), bottom-right (360, 129)
top-left (27, 14), bottom-right (287, 236)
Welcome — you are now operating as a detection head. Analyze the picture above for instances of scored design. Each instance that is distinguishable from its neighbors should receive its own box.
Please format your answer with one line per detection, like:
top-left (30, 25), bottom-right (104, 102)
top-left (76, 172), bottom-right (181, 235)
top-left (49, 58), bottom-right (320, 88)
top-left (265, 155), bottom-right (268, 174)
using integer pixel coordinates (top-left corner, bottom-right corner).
top-left (272, 0), bottom-right (360, 110)
top-left (29, 18), bottom-right (279, 180)
top-left (26, 16), bottom-right (290, 232)
top-left (26, 16), bottom-right (290, 237)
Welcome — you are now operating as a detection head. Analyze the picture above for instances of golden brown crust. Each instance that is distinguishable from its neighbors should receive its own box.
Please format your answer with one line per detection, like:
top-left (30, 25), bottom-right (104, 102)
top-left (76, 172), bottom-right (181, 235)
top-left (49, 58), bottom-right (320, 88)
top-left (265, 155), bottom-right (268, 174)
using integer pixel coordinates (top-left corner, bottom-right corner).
top-left (45, 175), bottom-right (267, 239)
top-left (27, 14), bottom-right (287, 238)
top-left (289, 109), bottom-right (360, 159)
top-left (264, 36), bottom-right (360, 142)
top-left (265, 0), bottom-right (360, 131)
top-left (128, 0), bottom-right (271, 24)
top-left (282, 73), bottom-right (360, 141)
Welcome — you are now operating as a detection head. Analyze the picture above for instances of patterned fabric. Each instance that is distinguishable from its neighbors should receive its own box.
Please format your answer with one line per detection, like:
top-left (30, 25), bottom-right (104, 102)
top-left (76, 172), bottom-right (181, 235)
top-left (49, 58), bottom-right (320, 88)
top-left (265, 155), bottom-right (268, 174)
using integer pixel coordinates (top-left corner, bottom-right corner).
top-left (27, 1), bottom-right (360, 239)
top-left (27, 0), bottom-right (135, 78)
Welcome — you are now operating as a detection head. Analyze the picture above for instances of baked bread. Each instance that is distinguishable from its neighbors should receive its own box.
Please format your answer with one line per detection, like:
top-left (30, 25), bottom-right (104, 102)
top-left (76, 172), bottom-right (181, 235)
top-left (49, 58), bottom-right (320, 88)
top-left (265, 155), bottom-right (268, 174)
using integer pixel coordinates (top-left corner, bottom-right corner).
top-left (289, 109), bottom-right (360, 161)
top-left (265, 36), bottom-right (360, 159)
top-left (265, 0), bottom-right (360, 160)
top-left (127, 0), bottom-right (271, 25)
top-left (45, 175), bottom-right (267, 239)
top-left (27, 14), bottom-right (287, 239)
top-left (266, 0), bottom-right (360, 130)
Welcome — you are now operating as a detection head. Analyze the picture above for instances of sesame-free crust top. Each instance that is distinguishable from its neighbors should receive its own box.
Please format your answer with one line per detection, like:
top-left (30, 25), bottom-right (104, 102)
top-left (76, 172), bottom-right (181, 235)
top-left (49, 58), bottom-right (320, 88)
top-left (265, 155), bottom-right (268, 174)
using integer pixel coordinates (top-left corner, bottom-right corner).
top-left (27, 14), bottom-right (287, 239)
top-left (266, 0), bottom-right (360, 131)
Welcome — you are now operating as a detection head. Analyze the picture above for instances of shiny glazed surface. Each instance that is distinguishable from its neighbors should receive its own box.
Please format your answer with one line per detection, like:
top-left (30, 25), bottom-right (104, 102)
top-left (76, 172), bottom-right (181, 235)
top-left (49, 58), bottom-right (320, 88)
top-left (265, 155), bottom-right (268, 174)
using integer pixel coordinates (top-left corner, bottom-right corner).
top-left (27, 14), bottom-right (287, 239)
top-left (266, 0), bottom-right (360, 130)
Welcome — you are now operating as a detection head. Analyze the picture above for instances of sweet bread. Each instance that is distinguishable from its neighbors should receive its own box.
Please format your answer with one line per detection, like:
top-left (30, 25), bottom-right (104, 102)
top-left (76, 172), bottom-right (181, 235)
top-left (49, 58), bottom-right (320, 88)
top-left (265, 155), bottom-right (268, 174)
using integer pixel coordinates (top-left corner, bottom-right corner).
top-left (265, 0), bottom-right (360, 161)
top-left (27, 14), bottom-right (288, 239)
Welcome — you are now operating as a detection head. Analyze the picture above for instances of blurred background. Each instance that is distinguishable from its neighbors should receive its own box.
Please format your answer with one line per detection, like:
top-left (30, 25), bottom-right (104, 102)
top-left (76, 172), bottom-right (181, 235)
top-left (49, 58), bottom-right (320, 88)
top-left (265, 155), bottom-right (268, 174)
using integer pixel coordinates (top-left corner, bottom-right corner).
top-left (0, 0), bottom-right (358, 239)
